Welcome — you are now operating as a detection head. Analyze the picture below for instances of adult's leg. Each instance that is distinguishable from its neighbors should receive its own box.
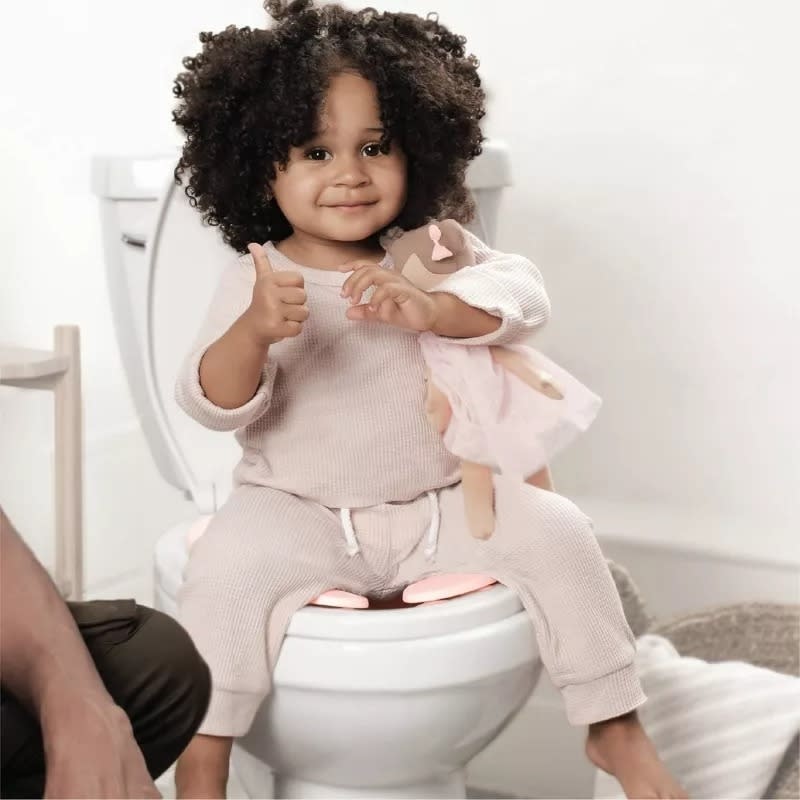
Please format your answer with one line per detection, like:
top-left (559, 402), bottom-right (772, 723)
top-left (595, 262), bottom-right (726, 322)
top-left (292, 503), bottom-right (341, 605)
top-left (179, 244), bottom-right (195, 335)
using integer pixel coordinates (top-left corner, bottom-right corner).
top-left (1, 601), bottom-right (210, 799)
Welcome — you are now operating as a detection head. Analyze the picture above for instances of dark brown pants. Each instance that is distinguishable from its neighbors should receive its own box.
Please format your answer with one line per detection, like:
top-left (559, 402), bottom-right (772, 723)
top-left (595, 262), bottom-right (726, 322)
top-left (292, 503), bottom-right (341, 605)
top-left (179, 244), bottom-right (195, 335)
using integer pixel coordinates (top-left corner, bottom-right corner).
top-left (1, 600), bottom-right (211, 799)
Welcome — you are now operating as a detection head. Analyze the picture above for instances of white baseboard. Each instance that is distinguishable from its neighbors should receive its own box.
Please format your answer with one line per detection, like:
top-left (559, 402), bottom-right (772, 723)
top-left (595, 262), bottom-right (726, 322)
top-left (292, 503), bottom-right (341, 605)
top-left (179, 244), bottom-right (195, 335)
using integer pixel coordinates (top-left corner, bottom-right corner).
top-left (599, 533), bottom-right (799, 620)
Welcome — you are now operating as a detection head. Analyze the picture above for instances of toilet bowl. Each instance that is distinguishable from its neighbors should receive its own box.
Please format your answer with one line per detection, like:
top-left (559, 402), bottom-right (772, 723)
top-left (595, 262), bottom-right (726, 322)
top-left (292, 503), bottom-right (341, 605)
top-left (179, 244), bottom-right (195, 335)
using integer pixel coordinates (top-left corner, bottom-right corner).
top-left (156, 520), bottom-right (540, 798)
top-left (92, 142), bottom-right (541, 798)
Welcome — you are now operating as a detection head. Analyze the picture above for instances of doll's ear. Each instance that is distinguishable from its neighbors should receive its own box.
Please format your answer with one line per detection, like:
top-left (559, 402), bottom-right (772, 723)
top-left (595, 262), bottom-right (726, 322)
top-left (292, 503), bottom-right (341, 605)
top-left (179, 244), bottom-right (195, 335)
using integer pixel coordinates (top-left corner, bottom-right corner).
top-left (428, 224), bottom-right (454, 261)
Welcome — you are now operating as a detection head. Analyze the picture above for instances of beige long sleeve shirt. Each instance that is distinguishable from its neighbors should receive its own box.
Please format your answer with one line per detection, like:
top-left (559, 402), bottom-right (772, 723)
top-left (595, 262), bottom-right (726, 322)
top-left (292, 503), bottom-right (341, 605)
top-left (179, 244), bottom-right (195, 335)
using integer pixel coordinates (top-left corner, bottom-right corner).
top-left (175, 232), bottom-right (550, 508)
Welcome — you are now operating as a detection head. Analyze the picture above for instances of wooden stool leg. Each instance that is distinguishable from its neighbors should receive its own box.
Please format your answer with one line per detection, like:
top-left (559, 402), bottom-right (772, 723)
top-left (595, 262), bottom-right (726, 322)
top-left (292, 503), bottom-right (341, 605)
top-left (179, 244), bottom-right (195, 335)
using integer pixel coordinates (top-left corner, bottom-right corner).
top-left (53, 326), bottom-right (83, 600)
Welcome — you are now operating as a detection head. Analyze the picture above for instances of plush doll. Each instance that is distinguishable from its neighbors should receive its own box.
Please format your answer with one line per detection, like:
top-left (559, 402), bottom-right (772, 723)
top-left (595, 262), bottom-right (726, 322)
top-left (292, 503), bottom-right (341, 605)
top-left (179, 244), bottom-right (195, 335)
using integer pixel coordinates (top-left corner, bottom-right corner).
top-left (384, 218), bottom-right (603, 541)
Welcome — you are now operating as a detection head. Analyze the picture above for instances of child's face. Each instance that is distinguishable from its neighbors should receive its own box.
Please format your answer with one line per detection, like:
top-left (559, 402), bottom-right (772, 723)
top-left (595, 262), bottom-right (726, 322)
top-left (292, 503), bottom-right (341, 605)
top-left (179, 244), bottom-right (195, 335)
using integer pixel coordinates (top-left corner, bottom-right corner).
top-left (270, 71), bottom-right (407, 245)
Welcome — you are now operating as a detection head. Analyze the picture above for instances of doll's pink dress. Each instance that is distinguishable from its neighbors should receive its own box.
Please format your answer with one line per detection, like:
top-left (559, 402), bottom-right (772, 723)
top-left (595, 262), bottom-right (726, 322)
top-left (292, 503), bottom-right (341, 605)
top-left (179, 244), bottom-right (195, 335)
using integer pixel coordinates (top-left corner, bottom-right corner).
top-left (417, 331), bottom-right (602, 479)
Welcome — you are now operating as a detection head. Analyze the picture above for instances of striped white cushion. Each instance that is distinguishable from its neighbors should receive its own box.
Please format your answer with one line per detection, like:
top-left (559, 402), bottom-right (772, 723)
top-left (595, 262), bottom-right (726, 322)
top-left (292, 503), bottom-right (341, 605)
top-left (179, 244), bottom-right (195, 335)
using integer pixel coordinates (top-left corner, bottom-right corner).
top-left (593, 634), bottom-right (800, 799)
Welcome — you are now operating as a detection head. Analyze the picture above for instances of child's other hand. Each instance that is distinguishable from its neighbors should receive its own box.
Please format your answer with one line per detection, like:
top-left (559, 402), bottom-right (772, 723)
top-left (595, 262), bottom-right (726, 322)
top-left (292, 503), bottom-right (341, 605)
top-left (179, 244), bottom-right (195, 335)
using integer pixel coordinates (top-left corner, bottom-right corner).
top-left (244, 243), bottom-right (309, 345)
top-left (339, 261), bottom-right (438, 333)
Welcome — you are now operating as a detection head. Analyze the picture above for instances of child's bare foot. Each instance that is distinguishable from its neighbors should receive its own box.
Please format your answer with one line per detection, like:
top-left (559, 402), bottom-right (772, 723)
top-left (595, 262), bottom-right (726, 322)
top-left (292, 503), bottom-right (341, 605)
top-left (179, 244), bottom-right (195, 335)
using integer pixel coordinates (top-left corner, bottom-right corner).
top-left (586, 711), bottom-right (688, 799)
top-left (175, 733), bottom-right (232, 799)
top-left (175, 779), bottom-right (227, 800)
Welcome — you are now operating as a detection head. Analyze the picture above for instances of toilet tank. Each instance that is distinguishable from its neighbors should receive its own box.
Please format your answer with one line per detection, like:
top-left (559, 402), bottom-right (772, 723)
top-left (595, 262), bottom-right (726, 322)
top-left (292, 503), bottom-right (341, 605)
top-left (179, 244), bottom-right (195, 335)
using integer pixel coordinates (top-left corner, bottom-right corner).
top-left (91, 142), bottom-right (513, 512)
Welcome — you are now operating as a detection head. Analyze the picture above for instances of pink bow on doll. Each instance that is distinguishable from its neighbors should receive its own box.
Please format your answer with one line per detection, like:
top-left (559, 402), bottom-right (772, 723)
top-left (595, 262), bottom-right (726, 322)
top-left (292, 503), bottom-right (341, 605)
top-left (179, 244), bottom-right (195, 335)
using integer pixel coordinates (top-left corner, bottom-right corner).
top-left (428, 224), bottom-right (453, 261)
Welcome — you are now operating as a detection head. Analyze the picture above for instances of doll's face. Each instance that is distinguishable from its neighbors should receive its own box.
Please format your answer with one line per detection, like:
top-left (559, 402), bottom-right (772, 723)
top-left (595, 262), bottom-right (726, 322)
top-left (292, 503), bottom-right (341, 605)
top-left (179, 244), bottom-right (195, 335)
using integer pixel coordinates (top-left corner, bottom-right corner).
top-left (387, 220), bottom-right (474, 290)
top-left (402, 253), bottom-right (448, 291)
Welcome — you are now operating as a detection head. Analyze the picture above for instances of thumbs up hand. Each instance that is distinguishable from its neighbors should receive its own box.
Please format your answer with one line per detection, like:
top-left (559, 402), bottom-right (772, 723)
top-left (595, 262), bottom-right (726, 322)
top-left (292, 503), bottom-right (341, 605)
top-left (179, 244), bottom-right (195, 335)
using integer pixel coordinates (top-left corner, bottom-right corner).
top-left (243, 243), bottom-right (309, 346)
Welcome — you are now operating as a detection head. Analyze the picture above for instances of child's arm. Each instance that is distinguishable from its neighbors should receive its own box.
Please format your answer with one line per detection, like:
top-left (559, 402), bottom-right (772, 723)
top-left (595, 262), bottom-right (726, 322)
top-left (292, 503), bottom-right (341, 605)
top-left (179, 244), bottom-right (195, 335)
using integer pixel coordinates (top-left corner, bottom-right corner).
top-left (175, 257), bottom-right (276, 431)
top-left (198, 314), bottom-right (272, 410)
top-left (175, 246), bottom-right (307, 431)
top-left (428, 293), bottom-right (502, 339)
top-left (430, 230), bottom-right (550, 346)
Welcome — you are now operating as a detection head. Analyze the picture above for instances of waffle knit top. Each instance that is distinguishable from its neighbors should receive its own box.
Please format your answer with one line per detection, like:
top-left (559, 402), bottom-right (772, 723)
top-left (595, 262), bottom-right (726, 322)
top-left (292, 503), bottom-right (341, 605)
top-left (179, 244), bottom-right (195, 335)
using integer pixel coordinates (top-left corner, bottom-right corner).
top-left (175, 231), bottom-right (551, 508)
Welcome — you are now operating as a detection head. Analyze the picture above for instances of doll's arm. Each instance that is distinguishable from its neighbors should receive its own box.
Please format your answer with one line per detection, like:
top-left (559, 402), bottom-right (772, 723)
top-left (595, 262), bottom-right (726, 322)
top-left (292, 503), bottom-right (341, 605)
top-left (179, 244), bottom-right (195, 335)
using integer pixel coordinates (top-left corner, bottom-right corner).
top-left (423, 368), bottom-right (453, 434)
top-left (423, 369), bottom-right (497, 537)
top-left (526, 465), bottom-right (555, 492)
top-left (461, 461), bottom-right (496, 540)
top-left (489, 347), bottom-right (564, 400)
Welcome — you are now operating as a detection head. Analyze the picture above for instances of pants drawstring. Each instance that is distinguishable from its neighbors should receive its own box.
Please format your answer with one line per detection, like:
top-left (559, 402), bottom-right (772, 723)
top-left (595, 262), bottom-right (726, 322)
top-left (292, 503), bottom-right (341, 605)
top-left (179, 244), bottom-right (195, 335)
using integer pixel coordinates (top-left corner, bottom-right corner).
top-left (340, 490), bottom-right (440, 560)
top-left (424, 490), bottom-right (440, 560)
top-left (340, 508), bottom-right (361, 556)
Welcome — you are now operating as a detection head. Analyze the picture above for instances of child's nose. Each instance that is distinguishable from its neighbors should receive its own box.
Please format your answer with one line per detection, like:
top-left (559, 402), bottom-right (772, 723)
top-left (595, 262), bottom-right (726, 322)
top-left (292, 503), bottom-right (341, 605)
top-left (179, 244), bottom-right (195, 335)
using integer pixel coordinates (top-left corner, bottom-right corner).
top-left (333, 154), bottom-right (370, 187)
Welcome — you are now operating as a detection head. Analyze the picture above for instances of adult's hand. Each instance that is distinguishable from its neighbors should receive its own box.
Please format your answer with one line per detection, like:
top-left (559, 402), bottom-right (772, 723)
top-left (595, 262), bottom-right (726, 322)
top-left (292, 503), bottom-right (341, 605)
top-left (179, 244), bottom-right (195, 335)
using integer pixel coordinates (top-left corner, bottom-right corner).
top-left (42, 689), bottom-right (161, 799)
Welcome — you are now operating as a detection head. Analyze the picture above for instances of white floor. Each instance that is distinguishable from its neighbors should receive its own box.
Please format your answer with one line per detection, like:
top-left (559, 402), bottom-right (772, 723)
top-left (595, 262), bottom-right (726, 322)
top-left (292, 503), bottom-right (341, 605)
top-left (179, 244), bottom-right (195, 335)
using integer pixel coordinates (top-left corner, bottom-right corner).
top-left (155, 763), bottom-right (510, 799)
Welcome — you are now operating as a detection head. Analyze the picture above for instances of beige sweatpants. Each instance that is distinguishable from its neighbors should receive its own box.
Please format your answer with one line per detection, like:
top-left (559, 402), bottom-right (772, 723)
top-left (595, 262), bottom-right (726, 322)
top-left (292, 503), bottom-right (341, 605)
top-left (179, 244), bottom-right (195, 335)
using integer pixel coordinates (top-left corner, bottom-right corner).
top-left (178, 477), bottom-right (646, 737)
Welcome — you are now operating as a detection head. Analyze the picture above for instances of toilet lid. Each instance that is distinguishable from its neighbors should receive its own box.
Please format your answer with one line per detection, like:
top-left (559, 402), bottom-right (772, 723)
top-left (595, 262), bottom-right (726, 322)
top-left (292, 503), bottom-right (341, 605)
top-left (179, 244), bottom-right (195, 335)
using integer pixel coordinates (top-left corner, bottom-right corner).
top-left (157, 519), bottom-right (524, 641)
top-left (142, 143), bottom-right (511, 511)
top-left (149, 181), bottom-right (242, 508)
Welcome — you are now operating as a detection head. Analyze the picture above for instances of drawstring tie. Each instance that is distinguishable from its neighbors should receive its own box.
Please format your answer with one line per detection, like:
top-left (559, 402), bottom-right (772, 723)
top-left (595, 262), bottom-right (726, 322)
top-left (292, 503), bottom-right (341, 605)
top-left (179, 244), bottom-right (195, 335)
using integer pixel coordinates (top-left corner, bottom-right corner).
top-left (340, 507), bottom-right (361, 557)
top-left (340, 491), bottom-right (440, 560)
top-left (423, 490), bottom-right (441, 559)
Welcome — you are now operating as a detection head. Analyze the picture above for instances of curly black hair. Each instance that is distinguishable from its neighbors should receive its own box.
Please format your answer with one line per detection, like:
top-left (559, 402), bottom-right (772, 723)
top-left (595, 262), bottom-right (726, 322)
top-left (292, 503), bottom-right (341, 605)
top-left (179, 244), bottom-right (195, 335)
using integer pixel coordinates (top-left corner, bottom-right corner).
top-left (172, 0), bottom-right (485, 253)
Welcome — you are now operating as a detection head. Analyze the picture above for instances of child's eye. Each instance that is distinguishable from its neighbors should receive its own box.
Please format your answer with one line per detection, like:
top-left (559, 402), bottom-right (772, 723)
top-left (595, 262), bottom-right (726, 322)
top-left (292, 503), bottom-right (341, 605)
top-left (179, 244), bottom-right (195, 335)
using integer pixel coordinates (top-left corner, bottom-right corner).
top-left (305, 148), bottom-right (331, 161)
top-left (361, 142), bottom-right (383, 157)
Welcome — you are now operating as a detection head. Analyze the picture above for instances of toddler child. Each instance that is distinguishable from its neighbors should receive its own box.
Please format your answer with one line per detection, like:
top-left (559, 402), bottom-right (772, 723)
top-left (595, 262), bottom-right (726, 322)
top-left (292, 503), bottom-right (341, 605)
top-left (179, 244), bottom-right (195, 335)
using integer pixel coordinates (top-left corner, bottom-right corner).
top-left (172, 2), bottom-right (686, 797)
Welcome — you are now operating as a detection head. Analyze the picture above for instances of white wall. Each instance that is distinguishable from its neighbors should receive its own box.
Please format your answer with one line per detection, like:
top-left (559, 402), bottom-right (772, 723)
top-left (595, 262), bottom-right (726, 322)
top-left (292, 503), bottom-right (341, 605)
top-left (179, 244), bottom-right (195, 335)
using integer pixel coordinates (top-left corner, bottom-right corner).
top-left (1, 0), bottom-right (798, 602)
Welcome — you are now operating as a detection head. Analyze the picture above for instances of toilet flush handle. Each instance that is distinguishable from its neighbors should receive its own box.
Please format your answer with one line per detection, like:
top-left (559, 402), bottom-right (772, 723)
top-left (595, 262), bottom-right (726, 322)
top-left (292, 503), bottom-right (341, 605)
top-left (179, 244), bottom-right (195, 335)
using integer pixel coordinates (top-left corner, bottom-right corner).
top-left (122, 233), bottom-right (146, 248)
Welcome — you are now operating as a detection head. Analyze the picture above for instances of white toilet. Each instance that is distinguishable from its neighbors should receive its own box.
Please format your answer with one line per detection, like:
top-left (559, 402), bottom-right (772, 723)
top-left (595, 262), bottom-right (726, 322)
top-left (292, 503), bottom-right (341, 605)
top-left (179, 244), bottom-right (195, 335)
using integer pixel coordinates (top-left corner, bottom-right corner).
top-left (91, 142), bottom-right (542, 799)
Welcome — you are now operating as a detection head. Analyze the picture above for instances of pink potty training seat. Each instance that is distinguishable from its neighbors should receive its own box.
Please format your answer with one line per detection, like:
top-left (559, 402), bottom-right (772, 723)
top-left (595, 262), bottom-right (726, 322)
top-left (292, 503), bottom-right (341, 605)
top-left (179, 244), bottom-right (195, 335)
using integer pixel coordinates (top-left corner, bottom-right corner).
top-left (402, 573), bottom-right (497, 603)
top-left (310, 590), bottom-right (370, 609)
top-left (311, 574), bottom-right (497, 609)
